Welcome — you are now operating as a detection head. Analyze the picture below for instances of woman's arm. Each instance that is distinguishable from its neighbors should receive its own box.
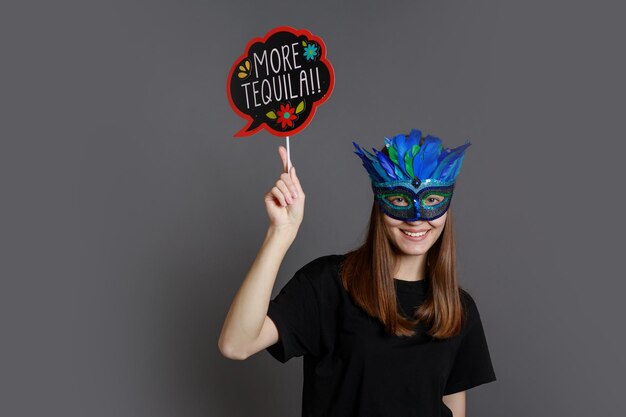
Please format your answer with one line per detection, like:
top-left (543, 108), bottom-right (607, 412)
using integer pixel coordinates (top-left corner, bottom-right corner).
top-left (442, 391), bottom-right (466, 417)
top-left (218, 146), bottom-right (305, 360)
top-left (218, 227), bottom-right (296, 360)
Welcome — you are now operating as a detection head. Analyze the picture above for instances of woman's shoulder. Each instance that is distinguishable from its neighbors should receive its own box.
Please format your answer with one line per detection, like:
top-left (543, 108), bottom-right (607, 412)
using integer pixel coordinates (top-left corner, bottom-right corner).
top-left (457, 286), bottom-right (486, 330)
top-left (289, 254), bottom-right (345, 291)
top-left (272, 255), bottom-right (345, 306)
top-left (295, 253), bottom-right (345, 281)
top-left (458, 287), bottom-right (476, 308)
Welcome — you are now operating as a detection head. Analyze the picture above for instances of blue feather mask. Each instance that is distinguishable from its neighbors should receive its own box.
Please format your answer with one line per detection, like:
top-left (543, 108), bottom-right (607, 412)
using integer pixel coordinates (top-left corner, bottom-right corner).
top-left (353, 129), bottom-right (471, 222)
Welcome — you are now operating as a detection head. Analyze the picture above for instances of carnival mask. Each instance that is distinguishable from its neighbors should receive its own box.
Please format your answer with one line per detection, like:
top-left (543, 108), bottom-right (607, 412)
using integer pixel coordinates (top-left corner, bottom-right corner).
top-left (353, 129), bottom-right (471, 222)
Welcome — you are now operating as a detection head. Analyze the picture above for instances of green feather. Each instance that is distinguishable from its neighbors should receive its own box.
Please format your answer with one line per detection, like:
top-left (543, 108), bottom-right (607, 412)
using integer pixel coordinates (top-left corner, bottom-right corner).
top-left (404, 149), bottom-right (414, 177)
top-left (403, 144), bottom-right (420, 177)
top-left (388, 145), bottom-right (399, 166)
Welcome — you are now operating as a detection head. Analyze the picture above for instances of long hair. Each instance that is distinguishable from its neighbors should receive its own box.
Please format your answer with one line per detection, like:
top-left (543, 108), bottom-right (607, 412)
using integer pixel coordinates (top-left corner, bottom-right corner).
top-left (339, 201), bottom-right (466, 339)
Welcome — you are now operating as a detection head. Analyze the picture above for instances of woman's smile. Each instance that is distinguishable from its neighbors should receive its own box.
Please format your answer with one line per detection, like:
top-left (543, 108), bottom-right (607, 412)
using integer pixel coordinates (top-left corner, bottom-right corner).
top-left (384, 212), bottom-right (447, 256)
top-left (400, 229), bottom-right (430, 240)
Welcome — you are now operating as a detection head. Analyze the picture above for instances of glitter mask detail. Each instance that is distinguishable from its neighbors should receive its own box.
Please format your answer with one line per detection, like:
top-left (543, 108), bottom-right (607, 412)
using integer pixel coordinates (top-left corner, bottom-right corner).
top-left (373, 180), bottom-right (455, 221)
top-left (353, 129), bottom-right (471, 222)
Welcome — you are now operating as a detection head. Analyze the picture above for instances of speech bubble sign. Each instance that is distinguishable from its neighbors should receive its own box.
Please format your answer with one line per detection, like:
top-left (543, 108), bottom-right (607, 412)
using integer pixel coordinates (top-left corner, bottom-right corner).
top-left (227, 26), bottom-right (334, 137)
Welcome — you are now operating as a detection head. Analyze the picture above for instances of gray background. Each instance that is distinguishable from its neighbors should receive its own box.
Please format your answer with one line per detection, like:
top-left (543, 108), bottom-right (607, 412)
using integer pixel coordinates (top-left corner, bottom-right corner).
top-left (2, 0), bottom-right (625, 416)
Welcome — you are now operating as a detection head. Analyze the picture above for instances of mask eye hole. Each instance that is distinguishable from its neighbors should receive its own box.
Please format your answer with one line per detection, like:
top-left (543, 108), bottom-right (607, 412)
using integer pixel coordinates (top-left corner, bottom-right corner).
top-left (422, 193), bottom-right (446, 207)
top-left (385, 195), bottom-right (410, 207)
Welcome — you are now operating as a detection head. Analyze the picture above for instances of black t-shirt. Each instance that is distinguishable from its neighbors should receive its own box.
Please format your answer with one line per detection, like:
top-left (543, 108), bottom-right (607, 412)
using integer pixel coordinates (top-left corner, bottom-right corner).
top-left (266, 254), bottom-right (496, 417)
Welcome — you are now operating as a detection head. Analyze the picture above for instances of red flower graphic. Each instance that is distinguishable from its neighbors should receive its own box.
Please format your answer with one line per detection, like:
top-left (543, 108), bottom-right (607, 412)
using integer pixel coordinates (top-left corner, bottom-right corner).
top-left (277, 103), bottom-right (297, 129)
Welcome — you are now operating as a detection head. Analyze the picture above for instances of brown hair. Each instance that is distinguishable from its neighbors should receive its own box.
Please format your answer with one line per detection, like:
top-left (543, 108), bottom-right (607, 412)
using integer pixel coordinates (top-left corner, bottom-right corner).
top-left (339, 201), bottom-right (466, 339)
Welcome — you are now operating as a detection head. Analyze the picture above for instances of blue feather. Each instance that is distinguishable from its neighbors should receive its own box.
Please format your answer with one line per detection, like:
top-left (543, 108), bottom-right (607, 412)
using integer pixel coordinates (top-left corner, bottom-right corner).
top-left (393, 134), bottom-right (409, 160)
top-left (374, 148), bottom-right (398, 180)
top-left (394, 164), bottom-right (409, 180)
top-left (391, 134), bottom-right (409, 175)
top-left (437, 148), bottom-right (451, 164)
top-left (371, 159), bottom-right (392, 181)
top-left (432, 141), bottom-right (471, 182)
top-left (364, 146), bottom-right (391, 181)
top-left (414, 135), bottom-right (442, 179)
top-left (353, 142), bottom-right (385, 182)
top-left (394, 130), bottom-right (421, 177)
top-left (407, 129), bottom-right (422, 147)
top-left (354, 133), bottom-right (471, 186)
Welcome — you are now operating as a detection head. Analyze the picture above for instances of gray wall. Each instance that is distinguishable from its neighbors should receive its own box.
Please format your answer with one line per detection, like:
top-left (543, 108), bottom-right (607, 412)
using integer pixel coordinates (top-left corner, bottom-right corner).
top-left (3, 0), bottom-right (625, 416)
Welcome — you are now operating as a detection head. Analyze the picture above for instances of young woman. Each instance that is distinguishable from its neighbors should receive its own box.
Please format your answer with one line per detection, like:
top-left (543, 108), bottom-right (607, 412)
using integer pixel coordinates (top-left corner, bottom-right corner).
top-left (218, 129), bottom-right (497, 417)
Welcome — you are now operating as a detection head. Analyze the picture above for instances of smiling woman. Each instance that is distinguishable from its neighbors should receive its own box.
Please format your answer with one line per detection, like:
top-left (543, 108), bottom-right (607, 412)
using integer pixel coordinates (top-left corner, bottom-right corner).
top-left (218, 129), bottom-right (497, 417)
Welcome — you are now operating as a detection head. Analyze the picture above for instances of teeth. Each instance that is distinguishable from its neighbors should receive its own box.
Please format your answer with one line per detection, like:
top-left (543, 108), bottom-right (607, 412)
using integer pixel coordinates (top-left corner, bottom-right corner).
top-left (402, 230), bottom-right (427, 237)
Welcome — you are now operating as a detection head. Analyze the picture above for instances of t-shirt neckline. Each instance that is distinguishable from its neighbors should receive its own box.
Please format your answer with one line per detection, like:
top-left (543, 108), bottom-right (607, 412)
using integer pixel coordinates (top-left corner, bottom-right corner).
top-left (393, 277), bottom-right (428, 293)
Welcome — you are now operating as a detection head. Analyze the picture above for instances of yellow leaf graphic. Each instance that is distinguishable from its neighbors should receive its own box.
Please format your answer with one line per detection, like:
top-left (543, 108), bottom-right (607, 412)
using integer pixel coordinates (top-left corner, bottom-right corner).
top-left (302, 40), bottom-right (307, 46)
top-left (266, 111), bottom-right (277, 120)
top-left (237, 60), bottom-right (251, 79)
top-left (295, 101), bottom-right (305, 114)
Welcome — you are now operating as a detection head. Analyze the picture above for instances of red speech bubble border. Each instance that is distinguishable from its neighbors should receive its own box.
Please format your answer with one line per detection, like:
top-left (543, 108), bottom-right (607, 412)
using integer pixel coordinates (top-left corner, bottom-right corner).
top-left (226, 26), bottom-right (335, 138)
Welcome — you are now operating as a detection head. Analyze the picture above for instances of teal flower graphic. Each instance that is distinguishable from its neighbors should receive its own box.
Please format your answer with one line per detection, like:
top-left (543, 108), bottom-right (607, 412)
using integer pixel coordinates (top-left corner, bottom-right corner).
top-left (303, 43), bottom-right (318, 61)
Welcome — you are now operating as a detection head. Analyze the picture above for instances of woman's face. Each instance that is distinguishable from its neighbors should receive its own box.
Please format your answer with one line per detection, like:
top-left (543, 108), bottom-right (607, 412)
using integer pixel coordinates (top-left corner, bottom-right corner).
top-left (382, 210), bottom-right (448, 256)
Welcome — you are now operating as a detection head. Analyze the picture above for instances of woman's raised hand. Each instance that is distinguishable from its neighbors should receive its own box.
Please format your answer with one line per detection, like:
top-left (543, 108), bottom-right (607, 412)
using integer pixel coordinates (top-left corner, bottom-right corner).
top-left (263, 146), bottom-right (305, 234)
